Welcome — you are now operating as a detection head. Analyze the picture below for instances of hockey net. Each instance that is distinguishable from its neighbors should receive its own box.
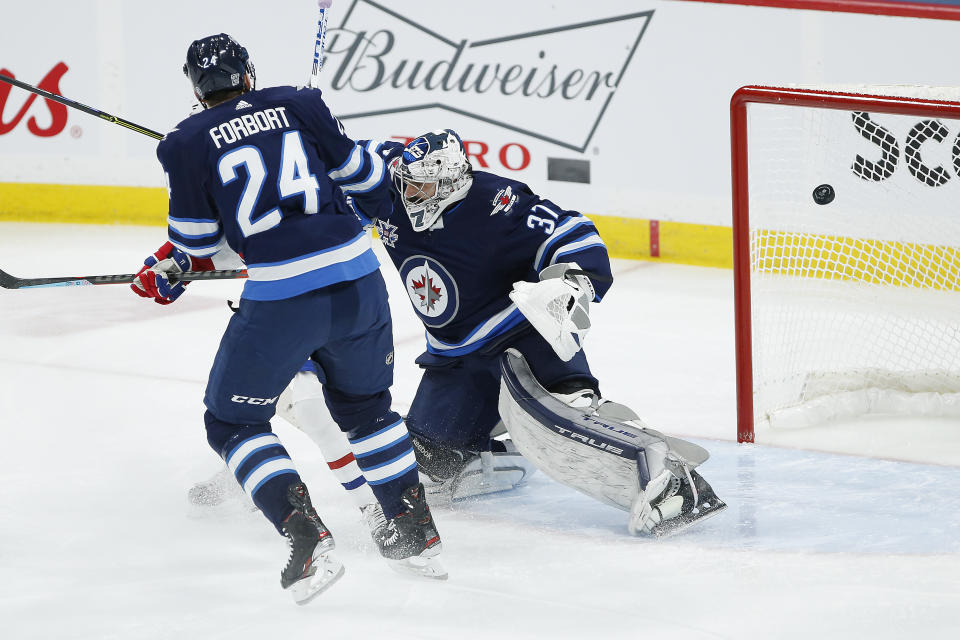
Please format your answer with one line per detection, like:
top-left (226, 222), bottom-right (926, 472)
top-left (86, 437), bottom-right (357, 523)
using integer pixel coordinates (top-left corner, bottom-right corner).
top-left (732, 86), bottom-right (960, 443)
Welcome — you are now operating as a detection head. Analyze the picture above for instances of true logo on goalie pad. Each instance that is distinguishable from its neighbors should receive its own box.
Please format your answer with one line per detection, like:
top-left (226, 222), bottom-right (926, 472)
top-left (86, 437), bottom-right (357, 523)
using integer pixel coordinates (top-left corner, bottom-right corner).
top-left (582, 414), bottom-right (643, 442)
top-left (398, 255), bottom-right (459, 327)
top-left (550, 424), bottom-right (625, 455)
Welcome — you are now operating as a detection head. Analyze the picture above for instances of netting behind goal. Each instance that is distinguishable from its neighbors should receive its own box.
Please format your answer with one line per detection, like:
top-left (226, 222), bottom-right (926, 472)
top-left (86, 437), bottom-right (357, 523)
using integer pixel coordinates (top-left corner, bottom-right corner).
top-left (731, 86), bottom-right (960, 443)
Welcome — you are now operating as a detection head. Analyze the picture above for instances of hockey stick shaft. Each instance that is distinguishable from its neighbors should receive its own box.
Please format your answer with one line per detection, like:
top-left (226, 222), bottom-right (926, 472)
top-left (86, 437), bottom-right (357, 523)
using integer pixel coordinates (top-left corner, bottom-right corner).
top-left (0, 73), bottom-right (164, 140)
top-left (309, 1), bottom-right (333, 88)
top-left (0, 267), bottom-right (247, 290)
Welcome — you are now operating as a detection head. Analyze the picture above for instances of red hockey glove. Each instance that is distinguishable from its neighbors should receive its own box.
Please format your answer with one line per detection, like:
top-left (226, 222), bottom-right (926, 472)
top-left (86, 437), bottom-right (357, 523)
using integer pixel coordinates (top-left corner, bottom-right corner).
top-left (131, 242), bottom-right (215, 305)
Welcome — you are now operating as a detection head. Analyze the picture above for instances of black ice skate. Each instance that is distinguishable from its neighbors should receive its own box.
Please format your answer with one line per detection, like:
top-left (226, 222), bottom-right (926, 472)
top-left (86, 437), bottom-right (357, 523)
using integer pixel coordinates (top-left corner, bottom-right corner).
top-left (374, 483), bottom-right (447, 580)
top-left (280, 482), bottom-right (345, 604)
top-left (635, 470), bottom-right (727, 539)
top-left (412, 436), bottom-right (476, 488)
top-left (412, 435), bottom-right (536, 501)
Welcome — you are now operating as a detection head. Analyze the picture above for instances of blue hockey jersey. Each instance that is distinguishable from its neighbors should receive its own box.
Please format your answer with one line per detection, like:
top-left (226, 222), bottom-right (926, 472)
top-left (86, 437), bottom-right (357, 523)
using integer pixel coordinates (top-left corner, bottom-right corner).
top-left (157, 86), bottom-right (390, 301)
top-left (361, 140), bottom-right (612, 357)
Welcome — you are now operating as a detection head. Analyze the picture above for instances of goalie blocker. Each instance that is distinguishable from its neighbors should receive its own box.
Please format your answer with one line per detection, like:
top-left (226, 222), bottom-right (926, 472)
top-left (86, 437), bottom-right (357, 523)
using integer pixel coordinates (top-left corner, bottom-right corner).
top-left (498, 349), bottom-right (726, 537)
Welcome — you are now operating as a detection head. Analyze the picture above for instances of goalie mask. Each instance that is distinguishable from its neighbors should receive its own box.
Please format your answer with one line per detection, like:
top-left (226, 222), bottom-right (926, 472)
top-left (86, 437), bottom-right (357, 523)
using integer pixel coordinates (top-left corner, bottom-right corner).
top-left (392, 129), bottom-right (473, 231)
top-left (183, 33), bottom-right (256, 103)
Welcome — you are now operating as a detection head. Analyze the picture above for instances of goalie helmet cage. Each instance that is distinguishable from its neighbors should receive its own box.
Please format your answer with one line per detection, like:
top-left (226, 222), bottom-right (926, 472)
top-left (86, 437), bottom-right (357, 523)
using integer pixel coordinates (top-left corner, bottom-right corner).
top-left (731, 85), bottom-right (960, 443)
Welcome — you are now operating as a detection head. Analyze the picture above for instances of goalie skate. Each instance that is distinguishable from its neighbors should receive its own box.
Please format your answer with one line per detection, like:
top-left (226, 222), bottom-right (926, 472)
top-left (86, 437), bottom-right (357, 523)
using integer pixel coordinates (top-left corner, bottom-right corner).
top-left (413, 436), bottom-right (537, 502)
top-left (629, 469), bottom-right (727, 538)
top-left (281, 483), bottom-right (345, 605)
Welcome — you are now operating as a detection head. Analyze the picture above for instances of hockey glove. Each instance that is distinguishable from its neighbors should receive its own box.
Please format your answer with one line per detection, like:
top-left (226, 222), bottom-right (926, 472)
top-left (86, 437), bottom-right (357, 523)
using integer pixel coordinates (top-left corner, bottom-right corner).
top-left (509, 262), bottom-right (594, 361)
top-left (131, 242), bottom-right (214, 305)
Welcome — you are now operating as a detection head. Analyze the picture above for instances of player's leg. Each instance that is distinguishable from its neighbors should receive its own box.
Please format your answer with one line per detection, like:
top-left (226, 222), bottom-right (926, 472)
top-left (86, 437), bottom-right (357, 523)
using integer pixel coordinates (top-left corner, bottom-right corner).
top-left (510, 327), bottom-right (601, 405)
top-left (404, 351), bottom-right (537, 500)
top-left (189, 359), bottom-right (387, 537)
top-left (203, 298), bottom-right (345, 602)
top-left (313, 270), bottom-right (445, 579)
top-left (498, 348), bottom-right (726, 538)
top-left (276, 363), bottom-right (385, 539)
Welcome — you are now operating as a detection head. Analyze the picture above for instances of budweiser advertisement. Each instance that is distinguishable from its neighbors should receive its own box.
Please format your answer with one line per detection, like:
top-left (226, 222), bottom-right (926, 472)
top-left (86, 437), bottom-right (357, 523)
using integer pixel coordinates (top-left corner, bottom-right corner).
top-left (2, 0), bottom-right (959, 222)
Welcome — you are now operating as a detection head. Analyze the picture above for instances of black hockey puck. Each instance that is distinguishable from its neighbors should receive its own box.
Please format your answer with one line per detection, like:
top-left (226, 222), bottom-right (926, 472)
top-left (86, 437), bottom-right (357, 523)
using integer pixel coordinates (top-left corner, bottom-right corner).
top-left (812, 184), bottom-right (835, 205)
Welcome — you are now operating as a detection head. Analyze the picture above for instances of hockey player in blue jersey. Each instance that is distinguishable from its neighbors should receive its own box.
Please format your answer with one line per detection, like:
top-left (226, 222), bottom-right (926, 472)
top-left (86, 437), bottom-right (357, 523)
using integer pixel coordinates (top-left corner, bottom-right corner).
top-left (130, 34), bottom-right (445, 603)
top-left (369, 131), bottom-right (611, 473)
top-left (377, 130), bottom-right (725, 536)
top-left (269, 129), bottom-right (726, 537)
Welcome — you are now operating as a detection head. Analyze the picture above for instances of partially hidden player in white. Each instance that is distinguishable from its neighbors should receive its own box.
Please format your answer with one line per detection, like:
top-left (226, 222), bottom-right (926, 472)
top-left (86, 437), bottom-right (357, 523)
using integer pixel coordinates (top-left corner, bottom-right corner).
top-left (196, 129), bottom-right (726, 538)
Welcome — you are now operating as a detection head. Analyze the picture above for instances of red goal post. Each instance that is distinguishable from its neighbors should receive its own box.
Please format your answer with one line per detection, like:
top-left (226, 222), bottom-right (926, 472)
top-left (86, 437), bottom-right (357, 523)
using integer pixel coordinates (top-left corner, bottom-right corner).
top-left (731, 85), bottom-right (960, 443)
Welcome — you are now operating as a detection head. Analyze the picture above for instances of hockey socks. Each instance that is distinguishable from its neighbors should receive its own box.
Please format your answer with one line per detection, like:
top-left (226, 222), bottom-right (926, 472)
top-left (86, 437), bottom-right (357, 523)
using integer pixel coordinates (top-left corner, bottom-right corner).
top-left (326, 451), bottom-right (378, 508)
top-left (348, 413), bottom-right (419, 518)
top-left (221, 430), bottom-right (302, 529)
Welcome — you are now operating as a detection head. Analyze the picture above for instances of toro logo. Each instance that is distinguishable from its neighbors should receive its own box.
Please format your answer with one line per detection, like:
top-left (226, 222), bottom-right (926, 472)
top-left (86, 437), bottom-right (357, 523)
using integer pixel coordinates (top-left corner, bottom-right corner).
top-left (325, 0), bottom-right (652, 152)
top-left (0, 63), bottom-right (69, 137)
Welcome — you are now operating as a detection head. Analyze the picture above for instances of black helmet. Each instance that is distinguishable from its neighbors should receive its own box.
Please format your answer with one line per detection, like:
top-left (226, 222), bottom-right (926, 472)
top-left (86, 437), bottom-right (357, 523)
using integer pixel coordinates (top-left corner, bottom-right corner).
top-left (182, 33), bottom-right (256, 101)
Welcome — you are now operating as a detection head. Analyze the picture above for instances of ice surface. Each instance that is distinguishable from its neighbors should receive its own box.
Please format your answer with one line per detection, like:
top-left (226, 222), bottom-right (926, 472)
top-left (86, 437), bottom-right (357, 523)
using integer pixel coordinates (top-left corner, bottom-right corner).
top-left (1, 223), bottom-right (957, 639)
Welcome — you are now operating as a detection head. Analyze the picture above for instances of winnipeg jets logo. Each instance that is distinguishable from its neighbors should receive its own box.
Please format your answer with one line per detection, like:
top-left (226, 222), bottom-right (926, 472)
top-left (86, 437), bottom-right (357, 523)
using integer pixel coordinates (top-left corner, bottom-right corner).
top-left (411, 269), bottom-right (443, 312)
top-left (491, 186), bottom-right (517, 215)
top-left (398, 255), bottom-right (459, 327)
top-left (376, 218), bottom-right (399, 247)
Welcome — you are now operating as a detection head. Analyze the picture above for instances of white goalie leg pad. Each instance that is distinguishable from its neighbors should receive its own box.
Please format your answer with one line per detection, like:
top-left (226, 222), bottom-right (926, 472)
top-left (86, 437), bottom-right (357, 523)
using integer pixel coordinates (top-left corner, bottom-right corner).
top-left (497, 349), bottom-right (709, 515)
top-left (426, 441), bottom-right (539, 502)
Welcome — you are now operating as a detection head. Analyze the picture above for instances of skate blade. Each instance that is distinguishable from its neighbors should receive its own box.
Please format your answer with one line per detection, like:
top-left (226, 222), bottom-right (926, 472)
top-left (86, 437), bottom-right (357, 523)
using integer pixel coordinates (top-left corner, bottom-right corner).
top-left (388, 547), bottom-right (448, 581)
top-left (288, 554), bottom-right (345, 605)
top-left (647, 498), bottom-right (728, 539)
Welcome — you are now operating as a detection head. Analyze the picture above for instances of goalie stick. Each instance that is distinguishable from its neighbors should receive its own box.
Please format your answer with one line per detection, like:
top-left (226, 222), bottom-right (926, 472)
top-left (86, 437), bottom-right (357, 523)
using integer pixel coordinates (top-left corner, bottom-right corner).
top-left (0, 267), bottom-right (247, 290)
top-left (0, 73), bottom-right (164, 140)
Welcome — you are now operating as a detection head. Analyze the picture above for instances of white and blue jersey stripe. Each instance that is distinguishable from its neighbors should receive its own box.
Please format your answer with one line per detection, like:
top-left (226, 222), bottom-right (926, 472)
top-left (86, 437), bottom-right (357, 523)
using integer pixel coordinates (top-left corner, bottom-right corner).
top-left (425, 303), bottom-right (527, 356)
top-left (533, 216), bottom-right (608, 302)
top-left (242, 231), bottom-right (380, 301)
top-left (328, 143), bottom-right (386, 196)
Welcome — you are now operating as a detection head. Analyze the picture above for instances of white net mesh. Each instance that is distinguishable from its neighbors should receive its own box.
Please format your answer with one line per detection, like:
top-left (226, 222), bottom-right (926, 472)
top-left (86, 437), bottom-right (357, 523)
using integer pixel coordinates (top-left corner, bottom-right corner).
top-left (745, 86), bottom-right (960, 429)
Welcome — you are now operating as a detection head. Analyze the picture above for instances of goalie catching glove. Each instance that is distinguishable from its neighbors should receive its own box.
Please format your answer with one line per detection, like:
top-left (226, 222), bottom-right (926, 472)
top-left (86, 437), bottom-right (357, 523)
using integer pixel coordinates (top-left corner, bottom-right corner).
top-left (131, 242), bottom-right (214, 304)
top-left (509, 262), bottom-right (595, 361)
